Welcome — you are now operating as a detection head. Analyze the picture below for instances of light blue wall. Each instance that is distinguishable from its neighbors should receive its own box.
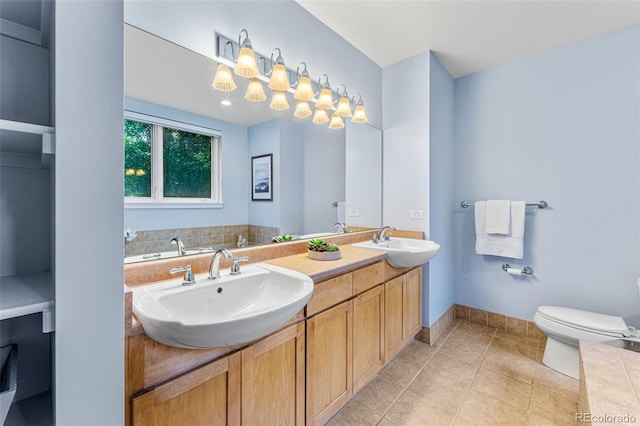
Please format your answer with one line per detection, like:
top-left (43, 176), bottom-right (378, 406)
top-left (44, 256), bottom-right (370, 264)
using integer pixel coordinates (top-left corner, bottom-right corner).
top-left (248, 119), bottom-right (280, 227)
top-left (428, 52), bottom-right (456, 325)
top-left (453, 24), bottom-right (640, 325)
top-left (302, 125), bottom-right (346, 233)
top-left (279, 120), bottom-right (305, 235)
top-left (382, 52), bottom-right (431, 325)
top-left (124, 97), bottom-right (249, 230)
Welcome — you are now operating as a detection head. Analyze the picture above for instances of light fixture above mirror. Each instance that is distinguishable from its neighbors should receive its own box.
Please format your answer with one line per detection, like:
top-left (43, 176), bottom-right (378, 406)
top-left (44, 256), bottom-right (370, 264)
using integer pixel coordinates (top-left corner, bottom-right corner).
top-left (212, 29), bottom-right (368, 127)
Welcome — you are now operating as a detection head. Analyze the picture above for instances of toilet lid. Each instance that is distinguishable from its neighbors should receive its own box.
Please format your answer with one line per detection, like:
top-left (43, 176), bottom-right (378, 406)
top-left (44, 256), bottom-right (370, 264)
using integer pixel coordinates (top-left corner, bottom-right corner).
top-left (537, 306), bottom-right (629, 337)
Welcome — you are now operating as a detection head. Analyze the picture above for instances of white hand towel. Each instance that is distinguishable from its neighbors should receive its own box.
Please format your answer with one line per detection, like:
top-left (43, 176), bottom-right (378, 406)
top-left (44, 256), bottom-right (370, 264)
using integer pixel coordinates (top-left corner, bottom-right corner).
top-left (475, 200), bottom-right (526, 259)
top-left (485, 200), bottom-right (511, 235)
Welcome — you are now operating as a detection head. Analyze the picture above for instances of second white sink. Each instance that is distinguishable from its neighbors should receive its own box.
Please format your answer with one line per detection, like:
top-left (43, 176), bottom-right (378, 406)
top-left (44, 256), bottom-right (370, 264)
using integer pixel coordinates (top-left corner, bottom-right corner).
top-left (133, 263), bottom-right (314, 349)
top-left (353, 237), bottom-right (440, 268)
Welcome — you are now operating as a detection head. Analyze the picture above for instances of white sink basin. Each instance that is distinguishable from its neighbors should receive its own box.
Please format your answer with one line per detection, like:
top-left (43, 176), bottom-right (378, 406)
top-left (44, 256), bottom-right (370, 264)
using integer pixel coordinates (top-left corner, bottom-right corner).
top-left (132, 263), bottom-right (314, 348)
top-left (353, 237), bottom-right (440, 268)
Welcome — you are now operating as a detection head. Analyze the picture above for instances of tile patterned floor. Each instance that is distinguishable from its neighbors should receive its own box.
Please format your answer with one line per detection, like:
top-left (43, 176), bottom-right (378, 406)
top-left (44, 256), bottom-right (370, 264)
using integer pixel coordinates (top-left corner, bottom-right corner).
top-left (327, 319), bottom-right (579, 425)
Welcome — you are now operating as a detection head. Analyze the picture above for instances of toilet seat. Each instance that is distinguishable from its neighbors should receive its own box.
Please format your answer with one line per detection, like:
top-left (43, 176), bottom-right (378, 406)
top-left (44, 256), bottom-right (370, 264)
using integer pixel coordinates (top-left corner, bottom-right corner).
top-left (536, 306), bottom-right (630, 338)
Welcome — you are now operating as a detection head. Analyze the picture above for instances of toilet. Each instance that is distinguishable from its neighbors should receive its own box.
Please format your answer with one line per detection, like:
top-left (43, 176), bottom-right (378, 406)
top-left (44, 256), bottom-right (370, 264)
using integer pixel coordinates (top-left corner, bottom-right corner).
top-left (534, 280), bottom-right (640, 379)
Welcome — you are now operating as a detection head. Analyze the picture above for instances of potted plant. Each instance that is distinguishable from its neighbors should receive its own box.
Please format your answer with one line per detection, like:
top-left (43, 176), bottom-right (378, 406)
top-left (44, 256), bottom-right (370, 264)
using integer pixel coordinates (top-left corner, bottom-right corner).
top-left (272, 235), bottom-right (294, 243)
top-left (307, 239), bottom-right (341, 261)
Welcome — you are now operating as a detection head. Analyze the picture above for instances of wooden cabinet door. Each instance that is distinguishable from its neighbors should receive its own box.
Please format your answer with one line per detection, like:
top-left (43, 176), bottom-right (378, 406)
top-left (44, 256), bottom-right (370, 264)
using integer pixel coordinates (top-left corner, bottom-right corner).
top-left (384, 276), bottom-right (404, 362)
top-left (352, 285), bottom-right (385, 392)
top-left (241, 322), bottom-right (305, 426)
top-left (403, 267), bottom-right (422, 342)
top-left (131, 352), bottom-right (240, 426)
top-left (306, 300), bottom-right (353, 426)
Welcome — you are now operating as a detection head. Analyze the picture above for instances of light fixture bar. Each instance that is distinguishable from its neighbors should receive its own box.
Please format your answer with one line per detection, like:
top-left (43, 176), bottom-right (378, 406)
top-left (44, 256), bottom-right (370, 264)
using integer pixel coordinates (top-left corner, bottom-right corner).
top-left (215, 32), bottom-right (347, 107)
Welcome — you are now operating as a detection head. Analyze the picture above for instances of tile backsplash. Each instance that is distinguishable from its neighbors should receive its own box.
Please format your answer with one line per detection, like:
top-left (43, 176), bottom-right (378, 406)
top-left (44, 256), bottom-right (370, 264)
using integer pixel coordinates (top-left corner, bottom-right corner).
top-left (125, 224), bottom-right (280, 257)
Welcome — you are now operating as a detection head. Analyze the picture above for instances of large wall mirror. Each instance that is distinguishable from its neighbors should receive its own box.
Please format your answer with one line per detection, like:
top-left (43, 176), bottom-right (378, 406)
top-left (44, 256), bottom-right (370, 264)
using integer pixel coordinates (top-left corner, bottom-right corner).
top-left (123, 24), bottom-right (382, 263)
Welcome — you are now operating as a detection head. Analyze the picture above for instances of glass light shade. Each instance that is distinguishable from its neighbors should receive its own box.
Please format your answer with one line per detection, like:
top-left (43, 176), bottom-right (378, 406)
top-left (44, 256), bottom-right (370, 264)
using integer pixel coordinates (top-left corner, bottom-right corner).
top-left (211, 63), bottom-right (237, 92)
top-left (312, 108), bottom-right (329, 124)
top-left (335, 97), bottom-right (352, 117)
top-left (270, 91), bottom-right (290, 111)
top-left (234, 47), bottom-right (259, 78)
top-left (351, 105), bottom-right (368, 123)
top-left (294, 76), bottom-right (314, 101)
top-left (294, 101), bottom-right (312, 118)
top-left (329, 113), bottom-right (345, 129)
top-left (268, 64), bottom-right (291, 91)
top-left (245, 78), bottom-right (267, 102)
top-left (315, 88), bottom-right (334, 110)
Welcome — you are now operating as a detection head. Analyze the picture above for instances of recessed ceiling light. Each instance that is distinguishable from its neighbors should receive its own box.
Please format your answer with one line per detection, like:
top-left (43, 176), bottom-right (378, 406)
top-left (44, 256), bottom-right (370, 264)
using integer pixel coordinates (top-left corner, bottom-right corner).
top-left (220, 99), bottom-right (232, 106)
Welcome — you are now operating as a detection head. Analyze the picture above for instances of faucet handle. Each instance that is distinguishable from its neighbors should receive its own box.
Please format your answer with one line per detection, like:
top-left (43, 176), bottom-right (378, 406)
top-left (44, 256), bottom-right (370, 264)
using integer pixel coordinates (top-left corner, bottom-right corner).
top-left (372, 234), bottom-right (379, 244)
top-left (170, 264), bottom-right (196, 286)
top-left (230, 256), bottom-right (249, 275)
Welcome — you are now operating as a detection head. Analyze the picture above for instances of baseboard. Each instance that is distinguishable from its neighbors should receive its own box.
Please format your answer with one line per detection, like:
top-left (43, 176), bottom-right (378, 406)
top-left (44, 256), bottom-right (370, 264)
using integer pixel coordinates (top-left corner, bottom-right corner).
top-left (415, 304), bottom-right (456, 345)
top-left (414, 303), bottom-right (546, 345)
top-left (454, 304), bottom-right (546, 340)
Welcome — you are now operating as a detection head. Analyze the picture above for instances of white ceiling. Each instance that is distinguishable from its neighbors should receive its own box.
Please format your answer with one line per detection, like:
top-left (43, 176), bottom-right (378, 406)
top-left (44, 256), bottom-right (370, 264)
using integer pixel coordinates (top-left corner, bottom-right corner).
top-left (296, 0), bottom-right (640, 78)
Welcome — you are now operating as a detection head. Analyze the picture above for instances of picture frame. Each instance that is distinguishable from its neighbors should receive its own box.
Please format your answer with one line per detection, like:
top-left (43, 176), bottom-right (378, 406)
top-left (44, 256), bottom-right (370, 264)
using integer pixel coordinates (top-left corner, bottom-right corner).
top-left (251, 154), bottom-right (273, 201)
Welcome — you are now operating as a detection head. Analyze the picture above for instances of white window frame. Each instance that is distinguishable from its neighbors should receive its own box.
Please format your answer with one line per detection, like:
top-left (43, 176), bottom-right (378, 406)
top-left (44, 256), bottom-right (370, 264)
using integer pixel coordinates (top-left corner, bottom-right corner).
top-left (124, 111), bottom-right (223, 209)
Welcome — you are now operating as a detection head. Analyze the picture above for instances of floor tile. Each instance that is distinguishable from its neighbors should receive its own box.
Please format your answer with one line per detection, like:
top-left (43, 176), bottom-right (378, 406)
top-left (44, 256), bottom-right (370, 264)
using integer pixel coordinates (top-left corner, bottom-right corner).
top-left (472, 368), bottom-right (533, 410)
top-left (384, 389), bottom-right (457, 426)
top-left (379, 356), bottom-right (423, 389)
top-left (326, 398), bottom-right (382, 426)
top-left (455, 389), bottom-right (528, 426)
top-left (354, 375), bottom-right (405, 417)
top-left (395, 340), bottom-right (438, 368)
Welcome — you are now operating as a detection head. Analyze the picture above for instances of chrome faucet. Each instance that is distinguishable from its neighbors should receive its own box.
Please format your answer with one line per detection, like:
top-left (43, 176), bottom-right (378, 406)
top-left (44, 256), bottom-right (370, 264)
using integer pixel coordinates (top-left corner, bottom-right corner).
top-left (170, 264), bottom-right (195, 286)
top-left (334, 222), bottom-right (348, 233)
top-left (375, 225), bottom-right (396, 243)
top-left (208, 248), bottom-right (233, 280)
top-left (170, 236), bottom-right (186, 257)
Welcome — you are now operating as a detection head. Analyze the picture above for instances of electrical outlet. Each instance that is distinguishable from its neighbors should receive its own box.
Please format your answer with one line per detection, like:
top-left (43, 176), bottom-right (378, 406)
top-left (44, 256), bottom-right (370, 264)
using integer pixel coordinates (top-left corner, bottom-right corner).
top-left (348, 209), bottom-right (359, 217)
top-left (410, 210), bottom-right (424, 219)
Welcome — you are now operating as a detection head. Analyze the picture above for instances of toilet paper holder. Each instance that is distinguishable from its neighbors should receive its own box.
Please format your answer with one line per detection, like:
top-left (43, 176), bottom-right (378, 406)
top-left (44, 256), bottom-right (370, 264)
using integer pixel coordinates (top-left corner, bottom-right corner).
top-left (502, 263), bottom-right (534, 276)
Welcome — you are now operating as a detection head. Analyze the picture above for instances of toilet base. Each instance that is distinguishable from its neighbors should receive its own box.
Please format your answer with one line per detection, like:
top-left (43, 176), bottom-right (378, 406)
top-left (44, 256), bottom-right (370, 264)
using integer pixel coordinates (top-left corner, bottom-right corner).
top-left (542, 336), bottom-right (579, 379)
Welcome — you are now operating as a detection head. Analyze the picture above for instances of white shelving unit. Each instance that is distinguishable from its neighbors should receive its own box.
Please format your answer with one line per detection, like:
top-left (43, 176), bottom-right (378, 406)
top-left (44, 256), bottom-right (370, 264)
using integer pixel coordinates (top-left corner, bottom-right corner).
top-left (0, 119), bottom-right (55, 169)
top-left (0, 272), bottom-right (54, 331)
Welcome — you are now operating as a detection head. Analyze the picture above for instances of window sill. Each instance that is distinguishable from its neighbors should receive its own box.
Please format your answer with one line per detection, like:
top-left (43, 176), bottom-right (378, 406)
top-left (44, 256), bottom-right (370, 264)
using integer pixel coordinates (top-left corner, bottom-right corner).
top-left (125, 202), bottom-right (224, 210)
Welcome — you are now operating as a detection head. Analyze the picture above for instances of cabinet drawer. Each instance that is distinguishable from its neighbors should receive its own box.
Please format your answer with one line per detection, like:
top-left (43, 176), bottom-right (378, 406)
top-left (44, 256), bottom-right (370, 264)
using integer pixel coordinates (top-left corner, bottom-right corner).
top-left (305, 273), bottom-right (353, 316)
top-left (352, 262), bottom-right (384, 294)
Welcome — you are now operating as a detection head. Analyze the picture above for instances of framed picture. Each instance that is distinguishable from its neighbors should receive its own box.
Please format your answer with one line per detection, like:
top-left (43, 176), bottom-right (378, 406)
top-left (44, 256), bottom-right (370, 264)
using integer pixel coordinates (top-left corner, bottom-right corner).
top-left (251, 154), bottom-right (273, 201)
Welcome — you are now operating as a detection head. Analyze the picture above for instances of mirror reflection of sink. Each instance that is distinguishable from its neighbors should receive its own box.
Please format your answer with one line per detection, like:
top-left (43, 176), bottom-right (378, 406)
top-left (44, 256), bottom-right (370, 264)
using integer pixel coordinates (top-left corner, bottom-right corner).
top-left (132, 263), bottom-right (314, 348)
top-left (353, 238), bottom-right (440, 268)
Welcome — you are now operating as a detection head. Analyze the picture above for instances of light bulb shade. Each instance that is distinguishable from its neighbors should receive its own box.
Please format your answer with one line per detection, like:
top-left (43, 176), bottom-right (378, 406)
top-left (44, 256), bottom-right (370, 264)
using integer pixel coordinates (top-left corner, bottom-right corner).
top-left (329, 113), bottom-right (345, 129)
top-left (335, 97), bottom-right (352, 117)
top-left (245, 78), bottom-right (266, 102)
top-left (268, 64), bottom-right (290, 91)
top-left (270, 91), bottom-right (290, 111)
top-left (312, 109), bottom-right (329, 124)
top-left (294, 101), bottom-right (312, 118)
top-left (235, 47), bottom-right (259, 78)
top-left (211, 63), bottom-right (237, 92)
top-left (351, 105), bottom-right (368, 123)
top-left (294, 76), bottom-right (314, 101)
top-left (315, 88), bottom-right (334, 110)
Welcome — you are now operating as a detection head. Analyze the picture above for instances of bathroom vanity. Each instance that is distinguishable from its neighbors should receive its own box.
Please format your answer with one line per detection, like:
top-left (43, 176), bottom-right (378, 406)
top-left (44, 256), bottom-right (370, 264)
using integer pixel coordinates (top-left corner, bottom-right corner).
top-left (124, 230), bottom-right (424, 426)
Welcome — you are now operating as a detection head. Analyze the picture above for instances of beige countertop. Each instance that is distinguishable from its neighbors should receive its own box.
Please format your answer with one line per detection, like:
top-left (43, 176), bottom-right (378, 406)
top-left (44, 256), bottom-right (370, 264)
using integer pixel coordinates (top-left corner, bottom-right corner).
top-left (579, 341), bottom-right (640, 423)
top-left (265, 245), bottom-right (386, 283)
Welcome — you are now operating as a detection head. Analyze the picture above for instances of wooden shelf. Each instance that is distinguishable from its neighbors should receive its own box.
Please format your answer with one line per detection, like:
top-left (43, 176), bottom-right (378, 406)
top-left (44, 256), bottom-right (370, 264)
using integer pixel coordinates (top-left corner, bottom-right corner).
top-left (0, 119), bottom-right (55, 168)
top-left (0, 271), bottom-right (54, 324)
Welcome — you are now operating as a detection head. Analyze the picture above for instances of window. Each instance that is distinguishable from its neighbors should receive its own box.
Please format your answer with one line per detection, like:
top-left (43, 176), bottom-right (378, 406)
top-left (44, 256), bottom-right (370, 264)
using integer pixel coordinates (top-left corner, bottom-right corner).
top-left (124, 112), bottom-right (221, 207)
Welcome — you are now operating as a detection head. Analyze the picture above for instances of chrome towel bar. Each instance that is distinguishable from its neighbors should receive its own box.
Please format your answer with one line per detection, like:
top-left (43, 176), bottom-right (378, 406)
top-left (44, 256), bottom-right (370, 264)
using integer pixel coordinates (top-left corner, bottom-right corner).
top-left (460, 200), bottom-right (548, 209)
